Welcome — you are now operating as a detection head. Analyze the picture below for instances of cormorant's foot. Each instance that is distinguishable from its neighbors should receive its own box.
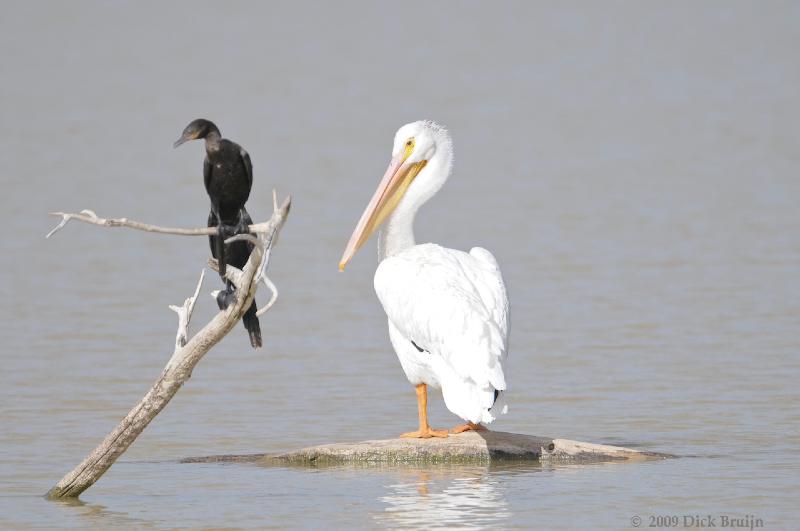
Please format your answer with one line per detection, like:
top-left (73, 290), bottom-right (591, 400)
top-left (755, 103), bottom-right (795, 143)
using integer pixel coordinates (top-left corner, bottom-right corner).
top-left (215, 288), bottom-right (236, 311)
top-left (400, 426), bottom-right (449, 439)
top-left (218, 223), bottom-right (241, 241)
top-left (234, 215), bottom-right (251, 236)
top-left (449, 422), bottom-right (487, 434)
top-left (218, 218), bottom-right (249, 241)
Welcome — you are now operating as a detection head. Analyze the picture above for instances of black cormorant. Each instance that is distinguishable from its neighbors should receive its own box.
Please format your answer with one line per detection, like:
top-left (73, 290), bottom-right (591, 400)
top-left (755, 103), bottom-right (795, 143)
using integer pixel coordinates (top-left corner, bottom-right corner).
top-left (174, 119), bottom-right (262, 348)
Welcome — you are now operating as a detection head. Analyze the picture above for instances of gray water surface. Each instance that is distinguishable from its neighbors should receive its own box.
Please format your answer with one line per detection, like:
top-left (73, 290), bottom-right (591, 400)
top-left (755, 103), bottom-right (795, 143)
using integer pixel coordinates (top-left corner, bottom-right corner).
top-left (1, 1), bottom-right (798, 529)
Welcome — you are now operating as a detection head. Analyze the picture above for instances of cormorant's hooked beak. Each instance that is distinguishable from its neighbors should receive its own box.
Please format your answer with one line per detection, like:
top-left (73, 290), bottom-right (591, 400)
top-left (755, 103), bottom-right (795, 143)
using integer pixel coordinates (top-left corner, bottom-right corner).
top-left (173, 135), bottom-right (189, 148)
top-left (339, 154), bottom-right (427, 271)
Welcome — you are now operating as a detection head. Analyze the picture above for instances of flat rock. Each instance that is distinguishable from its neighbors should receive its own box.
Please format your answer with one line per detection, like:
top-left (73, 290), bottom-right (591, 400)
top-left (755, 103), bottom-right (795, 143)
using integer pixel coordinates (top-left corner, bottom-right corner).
top-left (182, 431), bottom-right (671, 465)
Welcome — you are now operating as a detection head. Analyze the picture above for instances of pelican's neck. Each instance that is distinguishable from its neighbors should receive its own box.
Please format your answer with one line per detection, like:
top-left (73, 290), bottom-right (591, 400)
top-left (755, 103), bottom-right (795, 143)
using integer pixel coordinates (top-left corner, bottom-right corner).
top-left (378, 204), bottom-right (417, 260)
top-left (377, 141), bottom-right (453, 261)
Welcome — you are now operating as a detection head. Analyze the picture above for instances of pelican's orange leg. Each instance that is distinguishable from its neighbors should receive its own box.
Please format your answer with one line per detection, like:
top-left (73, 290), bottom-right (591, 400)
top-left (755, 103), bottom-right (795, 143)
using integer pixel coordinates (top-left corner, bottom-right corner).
top-left (400, 384), bottom-right (448, 439)
top-left (449, 422), bottom-right (487, 434)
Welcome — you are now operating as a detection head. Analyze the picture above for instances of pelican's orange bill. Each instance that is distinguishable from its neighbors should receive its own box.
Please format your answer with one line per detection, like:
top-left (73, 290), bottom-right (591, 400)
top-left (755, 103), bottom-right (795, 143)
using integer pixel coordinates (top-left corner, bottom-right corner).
top-left (339, 154), bottom-right (427, 270)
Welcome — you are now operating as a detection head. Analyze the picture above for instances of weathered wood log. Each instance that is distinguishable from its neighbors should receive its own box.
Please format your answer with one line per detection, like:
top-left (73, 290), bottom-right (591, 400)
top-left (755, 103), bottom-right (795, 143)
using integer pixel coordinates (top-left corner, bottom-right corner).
top-left (45, 195), bottom-right (291, 499)
top-left (181, 431), bottom-right (672, 466)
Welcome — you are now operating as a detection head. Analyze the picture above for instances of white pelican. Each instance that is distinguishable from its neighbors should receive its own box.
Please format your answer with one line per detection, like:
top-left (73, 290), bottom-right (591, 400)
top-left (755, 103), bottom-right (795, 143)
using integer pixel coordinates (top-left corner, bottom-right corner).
top-left (339, 120), bottom-right (509, 438)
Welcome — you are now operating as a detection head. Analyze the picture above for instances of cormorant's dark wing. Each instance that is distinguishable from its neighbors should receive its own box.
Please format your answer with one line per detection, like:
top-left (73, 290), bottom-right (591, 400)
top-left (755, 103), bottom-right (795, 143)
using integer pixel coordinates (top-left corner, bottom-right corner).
top-left (236, 204), bottom-right (261, 347)
top-left (207, 210), bottom-right (219, 258)
top-left (240, 206), bottom-right (254, 226)
top-left (240, 207), bottom-right (255, 251)
top-left (203, 156), bottom-right (212, 195)
top-left (239, 148), bottom-right (253, 192)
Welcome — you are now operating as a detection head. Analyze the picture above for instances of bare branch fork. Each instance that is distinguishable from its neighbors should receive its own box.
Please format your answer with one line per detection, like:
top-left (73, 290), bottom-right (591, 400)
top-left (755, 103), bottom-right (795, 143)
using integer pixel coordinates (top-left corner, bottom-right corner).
top-left (45, 193), bottom-right (291, 500)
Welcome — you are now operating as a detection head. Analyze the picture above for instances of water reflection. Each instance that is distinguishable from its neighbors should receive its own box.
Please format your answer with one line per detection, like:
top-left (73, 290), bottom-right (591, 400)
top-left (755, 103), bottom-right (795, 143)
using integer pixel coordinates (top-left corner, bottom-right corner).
top-left (51, 497), bottom-right (153, 530)
top-left (374, 464), bottom-right (539, 529)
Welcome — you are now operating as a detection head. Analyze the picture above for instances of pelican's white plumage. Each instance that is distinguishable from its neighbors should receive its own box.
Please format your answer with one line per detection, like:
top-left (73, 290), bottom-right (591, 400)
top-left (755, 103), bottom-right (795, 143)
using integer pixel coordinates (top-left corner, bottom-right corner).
top-left (376, 243), bottom-right (509, 424)
top-left (340, 120), bottom-right (510, 435)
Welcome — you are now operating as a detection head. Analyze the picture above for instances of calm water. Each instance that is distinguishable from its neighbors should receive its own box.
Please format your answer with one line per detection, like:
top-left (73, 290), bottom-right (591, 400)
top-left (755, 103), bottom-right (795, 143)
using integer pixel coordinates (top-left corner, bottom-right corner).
top-left (1, 1), bottom-right (798, 529)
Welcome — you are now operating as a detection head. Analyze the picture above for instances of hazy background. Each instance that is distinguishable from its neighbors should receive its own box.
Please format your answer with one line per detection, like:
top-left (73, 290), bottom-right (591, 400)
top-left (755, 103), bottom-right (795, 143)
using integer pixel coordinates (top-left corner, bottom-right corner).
top-left (1, 1), bottom-right (798, 529)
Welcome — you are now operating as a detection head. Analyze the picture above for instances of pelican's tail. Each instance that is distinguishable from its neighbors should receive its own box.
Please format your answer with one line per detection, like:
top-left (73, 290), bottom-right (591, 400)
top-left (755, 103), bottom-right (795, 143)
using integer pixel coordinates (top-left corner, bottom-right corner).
top-left (433, 356), bottom-right (507, 424)
top-left (489, 389), bottom-right (509, 421)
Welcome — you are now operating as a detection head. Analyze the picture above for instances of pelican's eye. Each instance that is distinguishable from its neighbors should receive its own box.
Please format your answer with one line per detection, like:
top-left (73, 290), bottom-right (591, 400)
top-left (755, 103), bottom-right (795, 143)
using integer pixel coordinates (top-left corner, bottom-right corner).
top-left (403, 138), bottom-right (415, 159)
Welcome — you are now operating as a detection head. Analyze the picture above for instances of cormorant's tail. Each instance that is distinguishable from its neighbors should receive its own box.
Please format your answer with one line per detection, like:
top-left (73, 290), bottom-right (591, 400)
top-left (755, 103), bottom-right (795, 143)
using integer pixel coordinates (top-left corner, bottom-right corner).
top-left (243, 300), bottom-right (262, 348)
top-left (216, 285), bottom-right (262, 349)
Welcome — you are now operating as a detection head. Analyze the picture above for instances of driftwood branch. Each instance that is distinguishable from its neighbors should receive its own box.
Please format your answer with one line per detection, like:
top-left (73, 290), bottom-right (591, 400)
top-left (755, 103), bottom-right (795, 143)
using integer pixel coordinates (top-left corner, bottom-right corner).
top-left (46, 195), bottom-right (291, 500)
top-left (219, 233), bottom-right (278, 316)
top-left (46, 209), bottom-right (281, 239)
top-left (169, 269), bottom-right (205, 351)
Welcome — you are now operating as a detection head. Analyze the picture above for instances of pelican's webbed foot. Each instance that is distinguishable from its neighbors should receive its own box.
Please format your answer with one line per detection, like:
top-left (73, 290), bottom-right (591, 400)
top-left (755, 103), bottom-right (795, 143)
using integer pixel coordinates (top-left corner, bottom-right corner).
top-left (449, 422), bottom-right (487, 434)
top-left (400, 383), bottom-right (449, 438)
top-left (400, 426), bottom-right (449, 439)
